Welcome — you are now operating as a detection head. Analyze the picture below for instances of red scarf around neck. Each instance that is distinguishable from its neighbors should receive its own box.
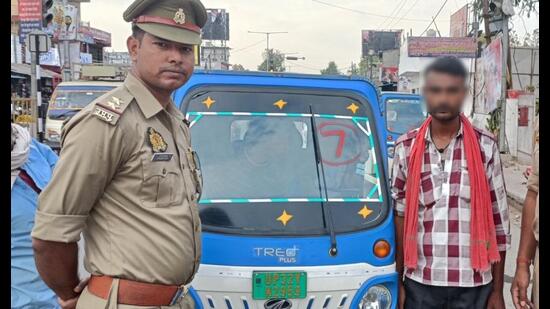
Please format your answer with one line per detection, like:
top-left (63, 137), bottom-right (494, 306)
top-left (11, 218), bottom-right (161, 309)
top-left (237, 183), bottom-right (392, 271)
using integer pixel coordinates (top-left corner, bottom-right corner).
top-left (403, 114), bottom-right (501, 272)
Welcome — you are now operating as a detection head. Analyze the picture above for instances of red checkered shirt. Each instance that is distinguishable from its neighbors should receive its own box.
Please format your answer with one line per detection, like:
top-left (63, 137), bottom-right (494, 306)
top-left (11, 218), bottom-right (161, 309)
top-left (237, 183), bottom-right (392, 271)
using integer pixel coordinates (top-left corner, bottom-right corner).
top-left (391, 124), bottom-right (511, 287)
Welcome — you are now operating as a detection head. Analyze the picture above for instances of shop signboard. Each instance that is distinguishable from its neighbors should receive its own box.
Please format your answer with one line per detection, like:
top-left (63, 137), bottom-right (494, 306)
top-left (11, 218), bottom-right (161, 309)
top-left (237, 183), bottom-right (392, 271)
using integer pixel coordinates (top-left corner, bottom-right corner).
top-left (18, 0), bottom-right (42, 42)
top-left (480, 36), bottom-right (502, 113)
top-left (450, 5), bottom-right (468, 37)
top-left (408, 37), bottom-right (476, 58)
top-left (380, 66), bottom-right (398, 83)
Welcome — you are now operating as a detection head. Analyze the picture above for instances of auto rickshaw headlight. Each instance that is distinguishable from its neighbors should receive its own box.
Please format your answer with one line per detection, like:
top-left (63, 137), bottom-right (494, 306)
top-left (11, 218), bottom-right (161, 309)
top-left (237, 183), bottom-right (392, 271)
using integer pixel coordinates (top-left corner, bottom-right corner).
top-left (358, 284), bottom-right (391, 309)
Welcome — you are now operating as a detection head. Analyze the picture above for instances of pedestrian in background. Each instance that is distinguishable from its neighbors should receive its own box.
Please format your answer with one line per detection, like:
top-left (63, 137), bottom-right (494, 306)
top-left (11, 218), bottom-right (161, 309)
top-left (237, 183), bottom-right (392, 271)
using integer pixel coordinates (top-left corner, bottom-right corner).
top-left (31, 0), bottom-right (206, 308)
top-left (11, 123), bottom-right (59, 309)
top-left (511, 116), bottom-right (539, 309)
top-left (392, 56), bottom-right (510, 309)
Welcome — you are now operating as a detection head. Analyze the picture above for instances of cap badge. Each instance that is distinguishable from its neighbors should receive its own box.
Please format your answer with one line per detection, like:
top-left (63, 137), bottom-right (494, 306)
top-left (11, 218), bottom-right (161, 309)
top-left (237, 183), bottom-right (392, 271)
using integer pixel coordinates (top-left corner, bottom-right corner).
top-left (174, 8), bottom-right (186, 24)
top-left (147, 127), bottom-right (168, 153)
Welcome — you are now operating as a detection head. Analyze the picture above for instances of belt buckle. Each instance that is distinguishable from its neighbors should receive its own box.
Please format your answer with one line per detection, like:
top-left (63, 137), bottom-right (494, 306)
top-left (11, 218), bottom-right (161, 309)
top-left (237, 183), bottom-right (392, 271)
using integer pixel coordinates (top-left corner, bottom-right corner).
top-left (169, 284), bottom-right (188, 306)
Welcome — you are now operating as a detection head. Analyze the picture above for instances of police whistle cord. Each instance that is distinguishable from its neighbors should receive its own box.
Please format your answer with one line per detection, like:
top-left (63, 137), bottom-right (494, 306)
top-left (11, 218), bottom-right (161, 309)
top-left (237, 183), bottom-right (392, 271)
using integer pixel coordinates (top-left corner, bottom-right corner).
top-left (309, 105), bottom-right (338, 257)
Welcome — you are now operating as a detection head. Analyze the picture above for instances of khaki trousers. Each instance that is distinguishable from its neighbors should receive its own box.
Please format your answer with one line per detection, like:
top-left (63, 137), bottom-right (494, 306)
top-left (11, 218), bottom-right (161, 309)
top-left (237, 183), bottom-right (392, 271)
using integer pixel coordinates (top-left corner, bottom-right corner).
top-left (76, 279), bottom-right (195, 309)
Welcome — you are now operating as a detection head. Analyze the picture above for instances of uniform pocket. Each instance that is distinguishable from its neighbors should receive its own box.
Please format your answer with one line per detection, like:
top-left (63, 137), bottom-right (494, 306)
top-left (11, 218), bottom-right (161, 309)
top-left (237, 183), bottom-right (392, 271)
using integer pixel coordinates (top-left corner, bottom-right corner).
top-left (140, 159), bottom-right (185, 208)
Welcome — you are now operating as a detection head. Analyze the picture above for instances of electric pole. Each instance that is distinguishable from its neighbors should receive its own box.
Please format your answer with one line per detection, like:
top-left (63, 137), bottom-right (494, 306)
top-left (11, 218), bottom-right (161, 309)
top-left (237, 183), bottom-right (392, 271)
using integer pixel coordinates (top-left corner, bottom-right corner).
top-left (248, 31), bottom-right (288, 72)
top-left (499, 11), bottom-right (510, 153)
top-left (26, 31), bottom-right (50, 141)
top-left (482, 0), bottom-right (492, 44)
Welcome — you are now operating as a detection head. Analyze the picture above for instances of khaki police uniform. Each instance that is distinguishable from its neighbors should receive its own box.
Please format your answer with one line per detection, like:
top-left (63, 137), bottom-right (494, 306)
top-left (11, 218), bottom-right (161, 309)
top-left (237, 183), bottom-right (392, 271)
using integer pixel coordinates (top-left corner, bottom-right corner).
top-left (527, 117), bottom-right (539, 309)
top-left (31, 1), bottom-right (206, 308)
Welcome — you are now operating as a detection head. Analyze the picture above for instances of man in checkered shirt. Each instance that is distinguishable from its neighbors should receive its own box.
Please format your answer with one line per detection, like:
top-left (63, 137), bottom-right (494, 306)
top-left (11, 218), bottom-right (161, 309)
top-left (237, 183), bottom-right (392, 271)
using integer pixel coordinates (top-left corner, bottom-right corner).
top-left (392, 57), bottom-right (511, 309)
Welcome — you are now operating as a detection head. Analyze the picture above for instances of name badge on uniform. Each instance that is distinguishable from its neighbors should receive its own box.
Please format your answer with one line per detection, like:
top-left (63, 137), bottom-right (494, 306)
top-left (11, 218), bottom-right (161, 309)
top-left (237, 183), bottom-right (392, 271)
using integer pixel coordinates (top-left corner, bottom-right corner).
top-left (151, 152), bottom-right (174, 162)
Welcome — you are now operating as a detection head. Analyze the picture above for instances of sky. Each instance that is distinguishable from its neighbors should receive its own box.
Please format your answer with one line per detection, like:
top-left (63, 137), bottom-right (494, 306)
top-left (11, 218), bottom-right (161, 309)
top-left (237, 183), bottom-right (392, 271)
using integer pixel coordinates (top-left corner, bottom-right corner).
top-left (81, 0), bottom-right (539, 74)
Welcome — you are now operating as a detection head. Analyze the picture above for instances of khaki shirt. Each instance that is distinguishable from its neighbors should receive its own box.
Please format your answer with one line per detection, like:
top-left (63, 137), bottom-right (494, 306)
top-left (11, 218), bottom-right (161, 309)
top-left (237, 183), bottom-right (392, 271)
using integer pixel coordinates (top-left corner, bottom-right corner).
top-left (527, 117), bottom-right (539, 242)
top-left (32, 73), bottom-right (202, 285)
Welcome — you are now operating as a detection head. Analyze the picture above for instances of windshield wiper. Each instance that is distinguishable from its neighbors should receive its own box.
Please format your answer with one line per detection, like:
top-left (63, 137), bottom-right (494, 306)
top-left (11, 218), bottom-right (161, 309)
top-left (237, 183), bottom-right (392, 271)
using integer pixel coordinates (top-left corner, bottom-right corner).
top-left (309, 105), bottom-right (338, 257)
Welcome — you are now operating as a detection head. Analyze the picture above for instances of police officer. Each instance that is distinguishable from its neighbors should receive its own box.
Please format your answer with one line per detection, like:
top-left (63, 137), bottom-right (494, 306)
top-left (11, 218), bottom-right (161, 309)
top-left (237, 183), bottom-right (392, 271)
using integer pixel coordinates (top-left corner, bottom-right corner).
top-left (511, 116), bottom-right (539, 309)
top-left (31, 1), bottom-right (206, 308)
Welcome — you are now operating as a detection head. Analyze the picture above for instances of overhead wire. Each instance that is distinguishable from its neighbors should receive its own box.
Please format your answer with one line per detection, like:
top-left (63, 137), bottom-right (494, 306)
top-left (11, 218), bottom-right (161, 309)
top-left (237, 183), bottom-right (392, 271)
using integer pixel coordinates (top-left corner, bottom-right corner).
top-left (311, 0), bottom-right (448, 22)
top-left (419, 0), bottom-right (449, 36)
top-left (388, 0), bottom-right (422, 29)
top-left (231, 39), bottom-right (267, 54)
top-left (384, 0), bottom-right (409, 29)
top-left (377, 0), bottom-right (407, 29)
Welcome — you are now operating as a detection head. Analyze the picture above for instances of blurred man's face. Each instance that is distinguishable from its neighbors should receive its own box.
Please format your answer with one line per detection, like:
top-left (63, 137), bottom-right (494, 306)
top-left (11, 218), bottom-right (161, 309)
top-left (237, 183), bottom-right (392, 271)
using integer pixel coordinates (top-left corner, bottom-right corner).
top-left (423, 71), bottom-right (467, 122)
top-left (128, 33), bottom-right (195, 93)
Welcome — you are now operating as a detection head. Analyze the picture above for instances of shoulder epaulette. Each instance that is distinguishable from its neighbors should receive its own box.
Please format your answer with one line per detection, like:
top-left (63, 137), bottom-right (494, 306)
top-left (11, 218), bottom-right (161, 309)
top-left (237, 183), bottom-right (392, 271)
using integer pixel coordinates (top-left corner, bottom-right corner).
top-left (92, 86), bottom-right (135, 125)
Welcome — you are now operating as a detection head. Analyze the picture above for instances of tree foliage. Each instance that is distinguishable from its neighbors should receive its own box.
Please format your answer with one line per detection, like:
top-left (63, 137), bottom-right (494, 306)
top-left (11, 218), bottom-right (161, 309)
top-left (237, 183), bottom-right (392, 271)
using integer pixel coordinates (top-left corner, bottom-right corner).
top-left (472, 0), bottom-right (538, 17)
top-left (232, 64), bottom-right (246, 71)
top-left (510, 28), bottom-right (539, 47)
top-left (257, 49), bottom-right (286, 72)
top-left (320, 61), bottom-right (340, 75)
top-left (513, 0), bottom-right (539, 17)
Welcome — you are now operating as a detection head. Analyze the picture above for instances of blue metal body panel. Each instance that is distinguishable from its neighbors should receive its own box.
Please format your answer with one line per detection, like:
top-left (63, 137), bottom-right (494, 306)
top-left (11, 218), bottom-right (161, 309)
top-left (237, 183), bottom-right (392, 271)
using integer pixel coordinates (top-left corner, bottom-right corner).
top-left (173, 71), bottom-right (396, 308)
top-left (380, 92), bottom-right (422, 142)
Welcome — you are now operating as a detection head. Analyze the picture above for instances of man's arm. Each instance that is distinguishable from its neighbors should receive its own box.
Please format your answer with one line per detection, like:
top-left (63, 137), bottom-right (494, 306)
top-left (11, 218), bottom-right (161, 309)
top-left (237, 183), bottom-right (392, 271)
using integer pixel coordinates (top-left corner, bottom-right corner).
top-left (491, 251), bottom-right (506, 293)
top-left (486, 141), bottom-right (511, 253)
top-left (517, 190), bottom-right (538, 261)
top-left (31, 111), bottom-right (128, 301)
top-left (32, 240), bottom-right (79, 300)
top-left (485, 141), bottom-right (511, 308)
top-left (391, 142), bottom-right (407, 277)
top-left (394, 215), bottom-right (405, 276)
top-left (391, 142), bottom-right (408, 309)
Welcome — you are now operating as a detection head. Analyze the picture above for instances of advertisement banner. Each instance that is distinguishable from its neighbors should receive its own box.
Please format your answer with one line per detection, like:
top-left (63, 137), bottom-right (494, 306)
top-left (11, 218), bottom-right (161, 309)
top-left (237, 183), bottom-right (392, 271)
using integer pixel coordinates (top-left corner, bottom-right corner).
top-left (398, 76), bottom-right (411, 92)
top-left (380, 66), bottom-right (398, 83)
top-left (11, 34), bottom-right (23, 64)
top-left (43, 1), bottom-right (65, 39)
top-left (40, 47), bottom-right (61, 66)
top-left (407, 37), bottom-right (476, 58)
top-left (58, 4), bottom-right (78, 40)
top-left (481, 36), bottom-right (502, 113)
top-left (80, 53), bottom-right (93, 64)
top-left (18, 0), bottom-right (42, 42)
top-left (474, 58), bottom-right (485, 113)
top-left (450, 5), bottom-right (469, 37)
top-left (202, 9), bottom-right (230, 41)
top-left (362, 30), bottom-right (402, 57)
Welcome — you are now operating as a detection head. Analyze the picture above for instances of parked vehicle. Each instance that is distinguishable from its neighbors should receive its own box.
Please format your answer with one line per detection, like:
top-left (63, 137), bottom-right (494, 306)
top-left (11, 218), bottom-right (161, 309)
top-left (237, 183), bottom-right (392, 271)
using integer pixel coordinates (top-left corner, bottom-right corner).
top-left (173, 71), bottom-right (396, 309)
top-left (381, 92), bottom-right (425, 176)
top-left (44, 81), bottom-right (121, 150)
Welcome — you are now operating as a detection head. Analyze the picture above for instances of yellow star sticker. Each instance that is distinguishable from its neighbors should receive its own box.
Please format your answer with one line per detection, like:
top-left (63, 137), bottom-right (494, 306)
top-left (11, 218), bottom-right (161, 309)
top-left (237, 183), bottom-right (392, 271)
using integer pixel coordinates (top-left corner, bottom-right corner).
top-left (202, 97), bottom-right (216, 109)
top-left (273, 99), bottom-right (288, 110)
top-left (277, 210), bottom-right (293, 226)
top-left (347, 103), bottom-right (359, 114)
top-left (358, 205), bottom-right (373, 219)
